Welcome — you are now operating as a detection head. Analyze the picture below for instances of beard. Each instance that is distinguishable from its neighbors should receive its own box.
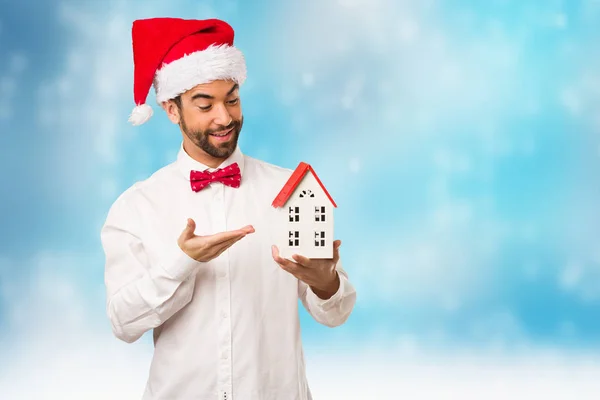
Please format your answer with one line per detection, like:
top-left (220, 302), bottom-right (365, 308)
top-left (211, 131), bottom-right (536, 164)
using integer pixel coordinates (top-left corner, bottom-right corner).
top-left (181, 115), bottom-right (243, 159)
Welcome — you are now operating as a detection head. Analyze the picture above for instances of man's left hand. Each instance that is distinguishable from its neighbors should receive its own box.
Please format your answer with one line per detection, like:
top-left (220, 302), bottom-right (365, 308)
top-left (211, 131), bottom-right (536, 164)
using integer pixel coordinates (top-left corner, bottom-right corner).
top-left (271, 240), bottom-right (342, 300)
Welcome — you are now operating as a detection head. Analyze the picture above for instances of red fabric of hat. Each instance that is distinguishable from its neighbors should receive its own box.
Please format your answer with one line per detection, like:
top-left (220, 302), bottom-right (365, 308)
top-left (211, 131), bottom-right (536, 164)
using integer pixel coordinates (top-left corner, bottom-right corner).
top-left (128, 17), bottom-right (246, 126)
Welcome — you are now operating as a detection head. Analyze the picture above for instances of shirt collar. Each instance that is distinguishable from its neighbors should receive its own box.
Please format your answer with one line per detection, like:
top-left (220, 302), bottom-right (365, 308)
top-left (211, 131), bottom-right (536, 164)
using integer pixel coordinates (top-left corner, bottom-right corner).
top-left (176, 141), bottom-right (245, 180)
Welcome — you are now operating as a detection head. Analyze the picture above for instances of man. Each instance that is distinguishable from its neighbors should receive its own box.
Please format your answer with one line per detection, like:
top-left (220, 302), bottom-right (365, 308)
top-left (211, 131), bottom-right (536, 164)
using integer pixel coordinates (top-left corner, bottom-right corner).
top-left (100, 17), bottom-right (356, 400)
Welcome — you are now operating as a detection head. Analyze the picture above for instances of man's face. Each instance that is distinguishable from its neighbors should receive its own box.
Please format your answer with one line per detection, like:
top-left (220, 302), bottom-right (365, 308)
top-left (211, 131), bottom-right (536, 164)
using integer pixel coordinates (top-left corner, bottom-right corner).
top-left (170, 80), bottom-right (243, 159)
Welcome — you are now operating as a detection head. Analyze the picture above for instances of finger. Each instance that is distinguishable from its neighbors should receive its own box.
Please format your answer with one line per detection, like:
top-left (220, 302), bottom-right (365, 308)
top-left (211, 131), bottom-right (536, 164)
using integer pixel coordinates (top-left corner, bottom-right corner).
top-left (271, 245), bottom-right (300, 273)
top-left (180, 218), bottom-right (196, 241)
top-left (206, 225), bottom-right (255, 246)
top-left (333, 239), bottom-right (341, 263)
top-left (242, 225), bottom-right (256, 234)
top-left (233, 225), bottom-right (255, 235)
top-left (187, 228), bottom-right (250, 259)
top-left (190, 233), bottom-right (247, 262)
top-left (210, 233), bottom-right (246, 256)
top-left (291, 253), bottom-right (311, 267)
top-left (272, 245), bottom-right (290, 264)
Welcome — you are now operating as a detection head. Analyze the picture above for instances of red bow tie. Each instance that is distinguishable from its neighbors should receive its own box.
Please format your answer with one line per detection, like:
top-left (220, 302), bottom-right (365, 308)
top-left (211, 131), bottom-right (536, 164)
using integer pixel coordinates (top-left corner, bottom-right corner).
top-left (190, 162), bottom-right (241, 192)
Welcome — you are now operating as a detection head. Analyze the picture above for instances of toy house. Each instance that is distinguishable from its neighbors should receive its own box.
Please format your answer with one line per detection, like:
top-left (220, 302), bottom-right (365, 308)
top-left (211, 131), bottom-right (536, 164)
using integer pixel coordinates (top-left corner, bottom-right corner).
top-left (271, 162), bottom-right (337, 259)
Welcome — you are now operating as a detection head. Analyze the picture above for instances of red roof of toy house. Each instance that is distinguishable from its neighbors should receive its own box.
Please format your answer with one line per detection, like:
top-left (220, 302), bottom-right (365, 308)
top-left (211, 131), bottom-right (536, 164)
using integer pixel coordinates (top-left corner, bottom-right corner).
top-left (271, 162), bottom-right (337, 208)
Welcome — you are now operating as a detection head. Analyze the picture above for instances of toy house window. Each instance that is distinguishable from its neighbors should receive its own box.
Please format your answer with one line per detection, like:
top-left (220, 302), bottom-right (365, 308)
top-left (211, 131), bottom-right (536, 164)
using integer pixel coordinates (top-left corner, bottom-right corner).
top-left (315, 206), bottom-right (326, 222)
top-left (288, 206), bottom-right (300, 222)
top-left (299, 189), bottom-right (315, 198)
top-left (314, 231), bottom-right (325, 246)
top-left (288, 231), bottom-right (300, 246)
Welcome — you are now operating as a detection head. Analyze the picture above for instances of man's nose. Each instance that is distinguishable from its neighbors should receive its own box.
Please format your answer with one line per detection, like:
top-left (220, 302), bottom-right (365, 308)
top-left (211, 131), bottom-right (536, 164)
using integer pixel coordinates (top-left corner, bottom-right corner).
top-left (214, 104), bottom-right (232, 127)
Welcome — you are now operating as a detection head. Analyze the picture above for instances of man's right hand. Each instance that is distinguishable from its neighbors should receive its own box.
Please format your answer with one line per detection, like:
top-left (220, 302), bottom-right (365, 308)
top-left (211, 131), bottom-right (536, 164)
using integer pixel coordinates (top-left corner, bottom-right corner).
top-left (178, 218), bottom-right (255, 262)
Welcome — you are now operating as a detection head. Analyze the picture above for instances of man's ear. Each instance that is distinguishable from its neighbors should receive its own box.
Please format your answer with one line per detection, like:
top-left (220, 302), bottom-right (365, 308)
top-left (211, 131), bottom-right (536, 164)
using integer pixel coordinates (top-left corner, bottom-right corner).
top-left (162, 100), bottom-right (181, 124)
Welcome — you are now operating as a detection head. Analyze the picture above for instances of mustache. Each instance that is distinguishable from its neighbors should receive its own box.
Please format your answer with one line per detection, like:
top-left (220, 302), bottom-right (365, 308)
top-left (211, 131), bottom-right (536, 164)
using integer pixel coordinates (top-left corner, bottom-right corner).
top-left (208, 120), bottom-right (238, 135)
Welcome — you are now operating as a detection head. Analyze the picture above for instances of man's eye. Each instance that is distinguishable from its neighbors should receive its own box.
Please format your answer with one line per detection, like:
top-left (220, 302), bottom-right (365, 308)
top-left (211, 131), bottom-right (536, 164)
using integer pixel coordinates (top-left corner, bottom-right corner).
top-left (198, 105), bottom-right (211, 111)
top-left (227, 98), bottom-right (239, 105)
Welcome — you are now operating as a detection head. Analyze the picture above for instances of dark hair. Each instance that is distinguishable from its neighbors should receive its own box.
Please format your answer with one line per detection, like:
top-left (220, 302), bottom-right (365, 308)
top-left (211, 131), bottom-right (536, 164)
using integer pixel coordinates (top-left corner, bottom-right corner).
top-left (172, 95), bottom-right (182, 110)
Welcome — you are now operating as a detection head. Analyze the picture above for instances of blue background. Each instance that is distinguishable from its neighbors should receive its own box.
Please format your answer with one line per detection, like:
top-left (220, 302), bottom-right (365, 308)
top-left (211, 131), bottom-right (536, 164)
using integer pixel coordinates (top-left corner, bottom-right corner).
top-left (1, 0), bottom-right (600, 398)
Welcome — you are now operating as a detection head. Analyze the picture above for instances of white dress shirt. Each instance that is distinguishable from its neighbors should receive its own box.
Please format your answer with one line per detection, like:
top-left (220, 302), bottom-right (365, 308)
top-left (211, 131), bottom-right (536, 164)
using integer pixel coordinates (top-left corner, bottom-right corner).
top-left (100, 142), bottom-right (357, 400)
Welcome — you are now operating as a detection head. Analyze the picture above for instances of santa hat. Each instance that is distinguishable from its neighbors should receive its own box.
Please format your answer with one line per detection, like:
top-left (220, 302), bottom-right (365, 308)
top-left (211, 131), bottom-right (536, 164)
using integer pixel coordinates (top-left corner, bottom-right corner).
top-left (128, 17), bottom-right (247, 125)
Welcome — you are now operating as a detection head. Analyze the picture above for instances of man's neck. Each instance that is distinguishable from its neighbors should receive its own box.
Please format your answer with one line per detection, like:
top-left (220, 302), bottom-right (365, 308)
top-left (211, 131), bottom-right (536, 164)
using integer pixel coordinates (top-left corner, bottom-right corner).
top-left (182, 140), bottom-right (226, 169)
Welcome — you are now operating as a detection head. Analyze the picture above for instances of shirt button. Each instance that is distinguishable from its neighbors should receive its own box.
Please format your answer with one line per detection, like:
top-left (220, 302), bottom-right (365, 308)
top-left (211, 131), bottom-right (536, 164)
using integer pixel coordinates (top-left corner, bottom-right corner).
top-left (221, 351), bottom-right (228, 359)
top-left (221, 311), bottom-right (228, 319)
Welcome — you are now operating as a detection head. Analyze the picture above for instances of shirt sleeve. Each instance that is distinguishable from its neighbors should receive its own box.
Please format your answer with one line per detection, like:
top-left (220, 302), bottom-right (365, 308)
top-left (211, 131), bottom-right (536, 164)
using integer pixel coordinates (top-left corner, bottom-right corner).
top-left (298, 258), bottom-right (357, 327)
top-left (101, 194), bottom-right (203, 343)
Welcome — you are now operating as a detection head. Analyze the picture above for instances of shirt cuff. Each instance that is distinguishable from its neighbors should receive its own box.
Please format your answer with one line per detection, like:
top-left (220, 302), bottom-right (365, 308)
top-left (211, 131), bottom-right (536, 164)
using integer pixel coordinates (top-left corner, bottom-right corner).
top-left (159, 242), bottom-right (204, 282)
top-left (306, 271), bottom-right (346, 311)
